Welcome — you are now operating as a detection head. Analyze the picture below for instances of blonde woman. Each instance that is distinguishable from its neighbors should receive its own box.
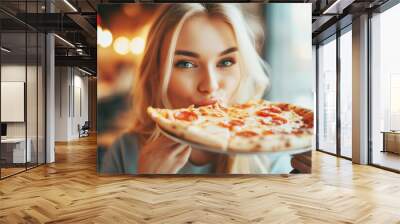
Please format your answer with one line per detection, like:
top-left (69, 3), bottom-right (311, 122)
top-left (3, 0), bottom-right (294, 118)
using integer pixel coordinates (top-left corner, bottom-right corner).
top-left (101, 3), bottom-right (298, 174)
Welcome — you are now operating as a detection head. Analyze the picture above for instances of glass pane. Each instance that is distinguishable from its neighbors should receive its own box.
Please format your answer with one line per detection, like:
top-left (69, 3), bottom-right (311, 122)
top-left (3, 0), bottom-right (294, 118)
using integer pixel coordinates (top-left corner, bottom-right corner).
top-left (318, 37), bottom-right (337, 154)
top-left (27, 31), bottom-right (38, 169)
top-left (0, 1), bottom-right (46, 178)
top-left (1, 30), bottom-right (27, 177)
top-left (26, 0), bottom-right (39, 169)
top-left (371, 3), bottom-right (400, 171)
top-left (38, 32), bottom-right (45, 165)
top-left (340, 29), bottom-right (352, 158)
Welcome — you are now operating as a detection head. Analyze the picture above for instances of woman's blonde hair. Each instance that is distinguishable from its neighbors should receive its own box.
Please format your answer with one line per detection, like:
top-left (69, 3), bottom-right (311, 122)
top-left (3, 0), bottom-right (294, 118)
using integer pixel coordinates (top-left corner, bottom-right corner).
top-left (131, 3), bottom-right (270, 142)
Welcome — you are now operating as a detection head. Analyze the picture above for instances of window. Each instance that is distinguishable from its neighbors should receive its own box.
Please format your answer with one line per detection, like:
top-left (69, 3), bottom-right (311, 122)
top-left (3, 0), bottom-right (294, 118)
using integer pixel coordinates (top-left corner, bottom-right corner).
top-left (318, 36), bottom-right (337, 154)
top-left (371, 2), bottom-right (400, 171)
top-left (340, 28), bottom-right (352, 158)
top-left (390, 74), bottom-right (400, 130)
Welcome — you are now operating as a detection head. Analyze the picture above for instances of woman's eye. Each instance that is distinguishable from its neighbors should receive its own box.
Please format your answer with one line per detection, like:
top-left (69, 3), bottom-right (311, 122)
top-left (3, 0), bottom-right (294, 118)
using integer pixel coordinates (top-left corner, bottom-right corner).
top-left (217, 58), bottom-right (235, 67)
top-left (175, 61), bottom-right (197, 69)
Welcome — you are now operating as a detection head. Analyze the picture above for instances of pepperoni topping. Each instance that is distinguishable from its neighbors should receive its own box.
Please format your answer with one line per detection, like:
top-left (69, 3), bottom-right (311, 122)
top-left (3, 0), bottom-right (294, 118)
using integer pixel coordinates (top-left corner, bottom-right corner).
top-left (276, 103), bottom-right (290, 111)
top-left (174, 111), bottom-right (198, 121)
top-left (236, 131), bottom-right (258, 137)
top-left (293, 107), bottom-right (311, 116)
top-left (262, 130), bottom-right (274, 135)
top-left (256, 111), bottom-right (275, 117)
top-left (233, 103), bottom-right (252, 109)
top-left (302, 113), bottom-right (313, 123)
top-left (301, 122), bottom-right (313, 129)
top-left (299, 111), bottom-right (314, 128)
top-left (271, 116), bottom-right (288, 125)
top-left (291, 129), bottom-right (304, 135)
top-left (218, 122), bottom-right (231, 129)
top-left (256, 111), bottom-right (287, 125)
top-left (261, 106), bottom-right (282, 114)
top-left (230, 119), bottom-right (245, 126)
top-left (218, 119), bottom-right (245, 130)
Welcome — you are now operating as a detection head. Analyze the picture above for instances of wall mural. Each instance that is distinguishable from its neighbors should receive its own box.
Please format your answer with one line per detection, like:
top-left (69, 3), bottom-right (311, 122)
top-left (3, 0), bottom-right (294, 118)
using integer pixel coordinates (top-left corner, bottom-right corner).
top-left (97, 3), bottom-right (313, 175)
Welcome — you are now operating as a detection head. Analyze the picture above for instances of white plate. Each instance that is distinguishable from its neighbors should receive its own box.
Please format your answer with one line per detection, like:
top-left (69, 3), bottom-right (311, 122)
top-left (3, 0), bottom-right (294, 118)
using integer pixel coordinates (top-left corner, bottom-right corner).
top-left (159, 126), bottom-right (311, 156)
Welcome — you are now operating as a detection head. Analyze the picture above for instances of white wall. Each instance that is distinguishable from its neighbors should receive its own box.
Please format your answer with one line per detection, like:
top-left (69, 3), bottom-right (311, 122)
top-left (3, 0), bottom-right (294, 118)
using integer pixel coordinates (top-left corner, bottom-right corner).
top-left (55, 67), bottom-right (69, 141)
top-left (54, 67), bottom-right (89, 141)
top-left (72, 73), bottom-right (89, 138)
top-left (1, 65), bottom-right (26, 141)
top-left (1, 65), bottom-right (25, 132)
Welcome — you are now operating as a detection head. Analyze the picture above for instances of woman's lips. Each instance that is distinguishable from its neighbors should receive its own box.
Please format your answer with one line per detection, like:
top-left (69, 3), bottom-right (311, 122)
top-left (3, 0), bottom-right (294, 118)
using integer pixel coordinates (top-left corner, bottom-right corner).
top-left (195, 99), bottom-right (218, 107)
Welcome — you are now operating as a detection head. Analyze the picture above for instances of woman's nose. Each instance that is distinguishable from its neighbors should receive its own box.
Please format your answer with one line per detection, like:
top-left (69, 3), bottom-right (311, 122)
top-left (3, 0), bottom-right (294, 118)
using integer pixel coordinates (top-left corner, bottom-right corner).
top-left (197, 66), bottom-right (219, 94)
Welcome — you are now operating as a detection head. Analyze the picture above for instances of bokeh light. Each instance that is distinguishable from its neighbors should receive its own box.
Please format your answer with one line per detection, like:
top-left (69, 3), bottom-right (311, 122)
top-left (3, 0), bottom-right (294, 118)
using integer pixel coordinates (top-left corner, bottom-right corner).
top-left (98, 28), bottom-right (113, 48)
top-left (113, 36), bottom-right (131, 55)
top-left (130, 37), bottom-right (145, 54)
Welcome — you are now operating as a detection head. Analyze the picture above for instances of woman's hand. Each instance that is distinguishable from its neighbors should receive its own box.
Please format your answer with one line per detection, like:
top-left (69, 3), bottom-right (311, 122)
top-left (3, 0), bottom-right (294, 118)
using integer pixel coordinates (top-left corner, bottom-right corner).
top-left (290, 151), bottom-right (311, 173)
top-left (137, 134), bottom-right (191, 174)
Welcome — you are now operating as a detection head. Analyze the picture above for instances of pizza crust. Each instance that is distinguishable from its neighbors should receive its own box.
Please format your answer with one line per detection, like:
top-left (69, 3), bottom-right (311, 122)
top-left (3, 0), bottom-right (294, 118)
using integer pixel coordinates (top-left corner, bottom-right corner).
top-left (228, 133), bottom-right (312, 152)
top-left (147, 107), bottom-right (189, 137)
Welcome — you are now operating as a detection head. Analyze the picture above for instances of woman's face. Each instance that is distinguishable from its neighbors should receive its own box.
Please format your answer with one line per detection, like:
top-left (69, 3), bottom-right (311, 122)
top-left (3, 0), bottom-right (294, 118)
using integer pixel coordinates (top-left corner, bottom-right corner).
top-left (165, 15), bottom-right (241, 108)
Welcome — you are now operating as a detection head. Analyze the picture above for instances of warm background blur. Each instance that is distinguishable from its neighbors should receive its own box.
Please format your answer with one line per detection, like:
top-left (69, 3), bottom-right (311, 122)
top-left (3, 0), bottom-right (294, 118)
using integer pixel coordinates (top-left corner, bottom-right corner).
top-left (97, 3), bottom-right (312, 150)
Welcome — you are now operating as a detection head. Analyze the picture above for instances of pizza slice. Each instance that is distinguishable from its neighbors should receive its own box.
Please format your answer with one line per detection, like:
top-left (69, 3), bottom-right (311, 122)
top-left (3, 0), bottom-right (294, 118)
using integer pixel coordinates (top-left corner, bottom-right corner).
top-left (147, 105), bottom-right (231, 149)
top-left (147, 100), bottom-right (314, 153)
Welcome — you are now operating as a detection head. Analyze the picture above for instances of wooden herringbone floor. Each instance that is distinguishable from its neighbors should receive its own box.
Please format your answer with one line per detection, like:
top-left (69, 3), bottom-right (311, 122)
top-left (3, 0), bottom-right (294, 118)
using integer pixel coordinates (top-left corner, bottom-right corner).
top-left (1, 135), bottom-right (400, 224)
